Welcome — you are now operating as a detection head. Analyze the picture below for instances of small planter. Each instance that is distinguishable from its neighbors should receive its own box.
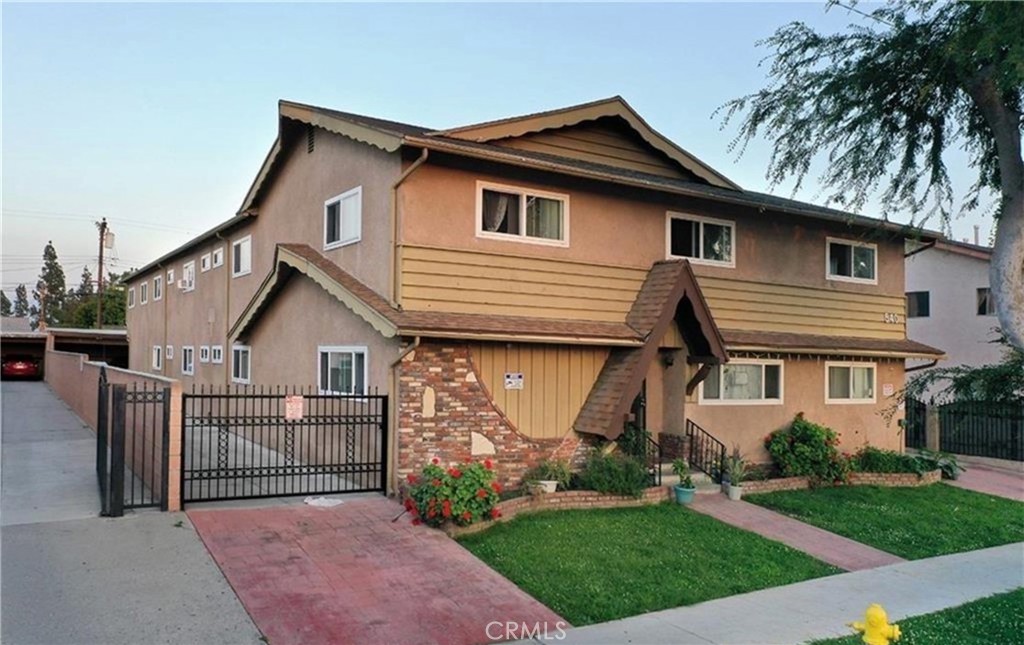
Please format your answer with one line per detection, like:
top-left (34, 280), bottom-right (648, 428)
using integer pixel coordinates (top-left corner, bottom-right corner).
top-left (726, 483), bottom-right (743, 501)
top-left (536, 480), bottom-right (558, 494)
top-left (674, 484), bottom-right (696, 505)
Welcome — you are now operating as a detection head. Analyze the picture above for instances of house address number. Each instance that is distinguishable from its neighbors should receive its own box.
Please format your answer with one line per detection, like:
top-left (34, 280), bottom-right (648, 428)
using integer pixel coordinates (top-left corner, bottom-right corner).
top-left (883, 312), bottom-right (903, 324)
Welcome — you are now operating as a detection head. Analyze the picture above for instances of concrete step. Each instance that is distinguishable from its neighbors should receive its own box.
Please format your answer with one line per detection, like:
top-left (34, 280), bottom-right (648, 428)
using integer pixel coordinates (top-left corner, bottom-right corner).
top-left (662, 472), bottom-right (716, 489)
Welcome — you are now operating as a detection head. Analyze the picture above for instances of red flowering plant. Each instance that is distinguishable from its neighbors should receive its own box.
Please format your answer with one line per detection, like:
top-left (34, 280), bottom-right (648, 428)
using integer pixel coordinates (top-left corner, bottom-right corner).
top-left (405, 457), bottom-right (500, 527)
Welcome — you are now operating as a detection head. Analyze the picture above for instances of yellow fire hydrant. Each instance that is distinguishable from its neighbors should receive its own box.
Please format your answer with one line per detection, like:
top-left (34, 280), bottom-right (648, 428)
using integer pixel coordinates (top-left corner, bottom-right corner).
top-left (850, 604), bottom-right (901, 645)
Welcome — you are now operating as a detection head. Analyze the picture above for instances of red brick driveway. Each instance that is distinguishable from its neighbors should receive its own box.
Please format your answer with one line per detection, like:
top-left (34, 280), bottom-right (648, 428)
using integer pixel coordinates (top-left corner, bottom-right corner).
top-left (188, 496), bottom-right (565, 645)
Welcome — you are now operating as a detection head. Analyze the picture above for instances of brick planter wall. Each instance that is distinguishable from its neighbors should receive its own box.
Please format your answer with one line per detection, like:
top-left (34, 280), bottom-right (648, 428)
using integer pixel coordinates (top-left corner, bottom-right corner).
top-left (444, 486), bottom-right (671, 537)
top-left (740, 469), bottom-right (942, 494)
top-left (396, 342), bottom-right (598, 487)
top-left (740, 476), bottom-right (812, 494)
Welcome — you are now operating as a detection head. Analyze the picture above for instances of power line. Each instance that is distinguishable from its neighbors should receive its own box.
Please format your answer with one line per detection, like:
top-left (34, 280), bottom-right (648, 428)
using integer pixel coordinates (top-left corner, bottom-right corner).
top-left (2, 209), bottom-right (197, 234)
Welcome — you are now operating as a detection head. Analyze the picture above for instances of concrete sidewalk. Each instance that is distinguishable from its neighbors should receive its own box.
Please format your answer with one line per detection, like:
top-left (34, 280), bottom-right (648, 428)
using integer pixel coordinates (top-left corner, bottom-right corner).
top-left (521, 543), bottom-right (1023, 645)
top-left (689, 494), bottom-right (905, 571)
top-left (948, 464), bottom-right (1024, 502)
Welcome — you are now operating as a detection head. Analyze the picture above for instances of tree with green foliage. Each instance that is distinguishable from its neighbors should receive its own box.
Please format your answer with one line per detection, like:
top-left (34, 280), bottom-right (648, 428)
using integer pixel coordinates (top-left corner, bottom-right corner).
top-left (720, 1), bottom-right (1023, 350)
top-left (0, 291), bottom-right (11, 317)
top-left (907, 334), bottom-right (1024, 402)
top-left (30, 241), bottom-right (67, 328)
top-left (76, 266), bottom-right (95, 298)
top-left (13, 284), bottom-right (30, 317)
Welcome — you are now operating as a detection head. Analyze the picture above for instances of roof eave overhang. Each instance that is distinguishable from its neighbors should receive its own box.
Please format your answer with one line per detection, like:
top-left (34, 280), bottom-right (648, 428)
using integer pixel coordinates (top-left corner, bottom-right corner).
top-left (727, 344), bottom-right (946, 360)
top-left (397, 329), bottom-right (643, 347)
top-left (124, 213), bottom-right (254, 283)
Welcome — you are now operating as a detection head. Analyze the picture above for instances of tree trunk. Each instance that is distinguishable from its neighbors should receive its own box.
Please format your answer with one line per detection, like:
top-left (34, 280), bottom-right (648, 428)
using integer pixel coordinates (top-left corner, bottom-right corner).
top-left (967, 68), bottom-right (1024, 351)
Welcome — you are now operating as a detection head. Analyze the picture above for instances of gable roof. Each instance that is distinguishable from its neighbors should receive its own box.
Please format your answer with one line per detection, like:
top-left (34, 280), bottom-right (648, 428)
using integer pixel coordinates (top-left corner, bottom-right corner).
top-left (431, 96), bottom-right (739, 189)
top-left (573, 260), bottom-right (727, 440)
top-left (230, 244), bottom-right (645, 346)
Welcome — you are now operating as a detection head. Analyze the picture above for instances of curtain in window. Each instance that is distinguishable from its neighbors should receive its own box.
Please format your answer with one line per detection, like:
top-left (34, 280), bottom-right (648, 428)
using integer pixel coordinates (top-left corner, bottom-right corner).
top-left (703, 223), bottom-right (732, 262)
top-left (526, 196), bottom-right (563, 240)
top-left (851, 367), bottom-right (873, 399)
top-left (482, 191), bottom-right (513, 232)
top-left (829, 366), bottom-right (850, 399)
top-left (723, 364), bottom-right (762, 400)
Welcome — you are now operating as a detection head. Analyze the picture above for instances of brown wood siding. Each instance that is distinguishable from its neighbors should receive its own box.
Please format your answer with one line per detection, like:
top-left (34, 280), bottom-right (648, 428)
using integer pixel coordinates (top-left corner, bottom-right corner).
top-left (401, 245), bottom-right (647, 322)
top-left (699, 276), bottom-right (907, 339)
top-left (470, 342), bottom-right (609, 440)
top-left (492, 120), bottom-right (688, 179)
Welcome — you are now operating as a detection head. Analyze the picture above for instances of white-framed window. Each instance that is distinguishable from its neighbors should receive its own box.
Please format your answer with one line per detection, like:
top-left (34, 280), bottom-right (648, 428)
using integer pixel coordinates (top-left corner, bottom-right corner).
top-left (476, 181), bottom-right (569, 246)
top-left (699, 360), bottom-right (783, 405)
top-left (140, 282), bottom-right (148, 305)
top-left (199, 345), bottom-right (210, 363)
top-left (200, 253), bottom-right (212, 273)
top-left (318, 345), bottom-right (367, 395)
top-left (128, 287), bottom-right (135, 309)
top-left (166, 345), bottom-right (173, 359)
top-left (153, 275), bottom-right (163, 301)
top-left (977, 288), bottom-right (996, 316)
top-left (211, 345), bottom-right (224, 364)
top-left (666, 212), bottom-right (735, 267)
top-left (181, 346), bottom-right (195, 376)
top-left (232, 235), bottom-right (252, 277)
top-left (152, 346), bottom-right (163, 371)
top-left (167, 268), bottom-right (174, 285)
top-left (212, 246), bottom-right (224, 268)
top-left (231, 345), bottom-right (251, 384)
top-left (324, 186), bottom-right (362, 250)
top-left (181, 261), bottom-right (196, 292)
top-left (825, 361), bottom-right (876, 404)
top-left (827, 238), bottom-right (877, 284)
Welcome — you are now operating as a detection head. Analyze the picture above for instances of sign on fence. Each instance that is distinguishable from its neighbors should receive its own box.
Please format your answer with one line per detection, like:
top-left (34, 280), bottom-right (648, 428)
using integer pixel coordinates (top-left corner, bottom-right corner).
top-left (284, 395), bottom-right (304, 420)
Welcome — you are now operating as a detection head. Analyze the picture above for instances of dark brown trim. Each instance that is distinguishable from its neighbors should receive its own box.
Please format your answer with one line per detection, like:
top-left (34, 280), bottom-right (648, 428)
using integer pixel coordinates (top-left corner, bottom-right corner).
top-left (686, 363), bottom-right (713, 396)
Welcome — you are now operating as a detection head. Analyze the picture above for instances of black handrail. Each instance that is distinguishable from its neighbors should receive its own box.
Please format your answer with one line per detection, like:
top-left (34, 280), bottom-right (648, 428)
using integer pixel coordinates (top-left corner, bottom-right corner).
top-left (686, 419), bottom-right (727, 481)
top-left (644, 433), bottom-right (663, 487)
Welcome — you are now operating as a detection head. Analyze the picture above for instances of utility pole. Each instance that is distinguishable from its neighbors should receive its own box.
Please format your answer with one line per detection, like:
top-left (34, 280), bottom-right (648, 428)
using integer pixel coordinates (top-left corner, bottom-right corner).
top-left (96, 218), bottom-right (108, 329)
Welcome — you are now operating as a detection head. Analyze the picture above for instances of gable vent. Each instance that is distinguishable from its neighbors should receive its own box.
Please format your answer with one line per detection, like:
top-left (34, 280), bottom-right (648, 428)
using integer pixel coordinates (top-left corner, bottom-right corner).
top-left (306, 126), bottom-right (315, 153)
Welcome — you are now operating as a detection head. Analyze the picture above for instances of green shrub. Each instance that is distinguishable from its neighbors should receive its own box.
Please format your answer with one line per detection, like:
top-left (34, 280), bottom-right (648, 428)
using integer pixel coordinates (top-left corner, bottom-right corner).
top-left (914, 449), bottom-right (964, 480)
top-left (764, 414), bottom-right (849, 485)
top-left (616, 422), bottom-right (651, 460)
top-left (850, 446), bottom-right (926, 474)
top-left (578, 452), bottom-right (650, 498)
top-left (522, 459), bottom-right (572, 490)
top-left (405, 458), bottom-right (501, 527)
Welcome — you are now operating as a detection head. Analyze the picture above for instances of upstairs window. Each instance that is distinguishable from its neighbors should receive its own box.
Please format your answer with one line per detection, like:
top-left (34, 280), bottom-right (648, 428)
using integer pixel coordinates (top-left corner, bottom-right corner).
top-left (199, 346), bottom-right (210, 363)
top-left (906, 291), bottom-right (930, 318)
top-left (826, 362), bottom-right (875, 403)
top-left (827, 238), bottom-right (876, 283)
top-left (140, 282), bottom-right (148, 305)
top-left (181, 261), bottom-right (196, 292)
top-left (128, 287), bottom-right (135, 309)
top-left (152, 346), bottom-right (163, 371)
top-left (181, 346), bottom-right (195, 376)
top-left (212, 247), bottom-right (224, 268)
top-left (167, 269), bottom-right (174, 285)
top-left (667, 213), bottom-right (734, 267)
top-left (166, 345), bottom-right (174, 359)
top-left (700, 361), bottom-right (782, 404)
top-left (153, 275), bottom-right (163, 302)
top-left (232, 236), bottom-right (252, 278)
top-left (200, 253), bottom-right (212, 273)
top-left (478, 182), bottom-right (568, 246)
top-left (318, 346), bottom-right (367, 395)
top-left (324, 187), bottom-right (362, 249)
top-left (977, 288), bottom-right (995, 316)
top-left (211, 345), bottom-right (224, 364)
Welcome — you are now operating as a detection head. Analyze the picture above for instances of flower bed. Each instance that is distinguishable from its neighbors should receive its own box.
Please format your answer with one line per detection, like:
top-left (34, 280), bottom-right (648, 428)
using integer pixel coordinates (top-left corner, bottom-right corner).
top-left (740, 469), bottom-right (941, 494)
top-left (445, 486), bottom-right (670, 537)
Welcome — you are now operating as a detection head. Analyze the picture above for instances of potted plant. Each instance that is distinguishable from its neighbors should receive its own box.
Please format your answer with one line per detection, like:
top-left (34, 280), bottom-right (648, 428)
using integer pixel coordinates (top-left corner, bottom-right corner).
top-left (524, 459), bottom-right (571, 494)
top-left (672, 458), bottom-right (696, 504)
top-left (725, 454), bottom-right (747, 501)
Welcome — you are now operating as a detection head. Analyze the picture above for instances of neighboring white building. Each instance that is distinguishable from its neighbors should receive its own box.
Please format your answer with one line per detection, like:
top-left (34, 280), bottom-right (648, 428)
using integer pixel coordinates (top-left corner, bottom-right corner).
top-left (905, 237), bottom-right (1004, 398)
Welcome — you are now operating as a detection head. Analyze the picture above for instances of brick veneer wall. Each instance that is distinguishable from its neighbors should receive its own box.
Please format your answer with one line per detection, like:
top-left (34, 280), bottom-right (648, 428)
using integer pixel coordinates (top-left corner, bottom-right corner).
top-left (741, 469), bottom-right (941, 494)
top-left (445, 486), bottom-right (671, 537)
top-left (396, 342), bottom-right (599, 486)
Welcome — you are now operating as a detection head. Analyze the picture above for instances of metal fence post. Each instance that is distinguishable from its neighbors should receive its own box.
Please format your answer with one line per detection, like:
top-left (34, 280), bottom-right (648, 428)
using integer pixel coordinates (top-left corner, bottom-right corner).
top-left (379, 394), bottom-right (389, 493)
top-left (96, 367), bottom-right (109, 516)
top-left (109, 384), bottom-right (127, 517)
top-left (161, 386), bottom-right (171, 511)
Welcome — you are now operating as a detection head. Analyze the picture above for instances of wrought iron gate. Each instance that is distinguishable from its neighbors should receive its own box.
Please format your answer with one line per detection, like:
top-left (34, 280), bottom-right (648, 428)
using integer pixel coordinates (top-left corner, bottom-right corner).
top-left (96, 368), bottom-right (170, 516)
top-left (181, 385), bottom-right (388, 503)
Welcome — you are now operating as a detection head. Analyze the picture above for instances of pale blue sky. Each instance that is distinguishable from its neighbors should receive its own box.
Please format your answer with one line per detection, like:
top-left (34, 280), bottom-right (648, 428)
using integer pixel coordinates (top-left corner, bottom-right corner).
top-left (1, 2), bottom-right (990, 293)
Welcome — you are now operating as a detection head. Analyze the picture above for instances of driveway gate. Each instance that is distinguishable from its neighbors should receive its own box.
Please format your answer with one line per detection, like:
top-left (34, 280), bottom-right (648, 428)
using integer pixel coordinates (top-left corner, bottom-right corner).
top-left (96, 367), bottom-right (171, 516)
top-left (181, 386), bottom-right (388, 503)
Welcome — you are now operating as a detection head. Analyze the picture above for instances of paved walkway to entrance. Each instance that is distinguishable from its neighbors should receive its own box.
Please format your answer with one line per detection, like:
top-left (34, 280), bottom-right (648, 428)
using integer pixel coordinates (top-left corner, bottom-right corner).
top-left (188, 496), bottom-right (565, 645)
top-left (521, 542), bottom-right (1023, 645)
top-left (689, 494), bottom-right (905, 571)
top-left (948, 464), bottom-right (1024, 501)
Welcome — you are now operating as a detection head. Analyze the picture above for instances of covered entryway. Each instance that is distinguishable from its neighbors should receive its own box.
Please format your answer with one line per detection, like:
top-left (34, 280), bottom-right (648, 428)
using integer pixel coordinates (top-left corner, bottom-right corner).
top-left (181, 386), bottom-right (387, 503)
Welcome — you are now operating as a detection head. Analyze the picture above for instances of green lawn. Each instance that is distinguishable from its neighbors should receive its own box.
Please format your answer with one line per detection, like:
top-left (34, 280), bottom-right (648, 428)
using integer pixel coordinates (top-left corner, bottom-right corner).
top-left (457, 504), bottom-right (840, 625)
top-left (810, 588), bottom-right (1024, 645)
top-left (746, 483), bottom-right (1024, 560)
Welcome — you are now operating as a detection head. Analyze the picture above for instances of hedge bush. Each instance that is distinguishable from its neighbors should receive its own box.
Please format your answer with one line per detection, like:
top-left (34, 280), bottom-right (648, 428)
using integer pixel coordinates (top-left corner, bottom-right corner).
top-left (577, 452), bottom-right (650, 498)
top-left (765, 414), bottom-right (849, 485)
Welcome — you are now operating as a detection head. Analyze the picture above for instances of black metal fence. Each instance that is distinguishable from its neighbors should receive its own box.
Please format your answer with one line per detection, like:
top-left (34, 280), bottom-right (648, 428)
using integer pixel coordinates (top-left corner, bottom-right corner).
top-left (904, 397), bottom-right (927, 449)
top-left (181, 385), bottom-right (388, 503)
top-left (96, 369), bottom-right (170, 516)
top-left (938, 400), bottom-right (1023, 461)
top-left (686, 419), bottom-right (726, 481)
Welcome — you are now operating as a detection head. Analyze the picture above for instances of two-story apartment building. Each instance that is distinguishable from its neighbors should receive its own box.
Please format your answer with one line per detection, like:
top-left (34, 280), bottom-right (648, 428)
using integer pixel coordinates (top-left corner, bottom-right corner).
top-left (125, 97), bottom-right (943, 486)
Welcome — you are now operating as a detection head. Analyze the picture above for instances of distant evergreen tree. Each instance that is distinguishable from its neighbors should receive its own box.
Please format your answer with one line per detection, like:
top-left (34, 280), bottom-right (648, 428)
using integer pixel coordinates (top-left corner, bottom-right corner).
top-left (31, 241), bottom-right (67, 328)
top-left (77, 266), bottom-right (95, 297)
top-left (0, 291), bottom-right (11, 317)
top-left (13, 284), bottom-right (30, 317)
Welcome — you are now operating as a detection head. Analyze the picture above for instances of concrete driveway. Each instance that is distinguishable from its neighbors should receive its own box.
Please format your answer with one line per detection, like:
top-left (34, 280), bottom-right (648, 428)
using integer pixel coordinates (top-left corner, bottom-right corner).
top-left (1, 381), bottom-right (262, 645)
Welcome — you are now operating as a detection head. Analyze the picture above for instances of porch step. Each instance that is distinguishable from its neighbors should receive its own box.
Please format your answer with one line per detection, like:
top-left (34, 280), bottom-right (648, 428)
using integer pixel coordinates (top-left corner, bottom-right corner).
top-left (659, 463), bottom-right (714, 482)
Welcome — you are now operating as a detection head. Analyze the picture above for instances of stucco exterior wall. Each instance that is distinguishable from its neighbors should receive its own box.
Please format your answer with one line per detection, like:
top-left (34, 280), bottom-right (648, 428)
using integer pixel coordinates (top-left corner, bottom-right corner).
top-left (685, 357), bottom-right (906, 462)
top-left (126, 128), bottom-right (401, 386)
top-left (906, 246), bottom-right (1003, 397)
